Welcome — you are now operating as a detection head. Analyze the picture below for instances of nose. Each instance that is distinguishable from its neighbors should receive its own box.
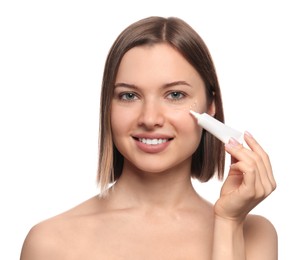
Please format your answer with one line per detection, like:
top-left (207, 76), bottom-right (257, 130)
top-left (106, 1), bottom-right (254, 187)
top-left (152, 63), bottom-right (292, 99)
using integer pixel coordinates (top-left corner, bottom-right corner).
top-left (137, 100), bottom-right (165, 129)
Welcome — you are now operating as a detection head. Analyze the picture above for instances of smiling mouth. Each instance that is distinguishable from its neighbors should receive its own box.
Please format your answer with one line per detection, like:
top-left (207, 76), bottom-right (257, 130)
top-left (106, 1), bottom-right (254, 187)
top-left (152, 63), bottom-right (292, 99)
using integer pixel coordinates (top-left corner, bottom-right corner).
top-left (133, 137), bottom-right (173, 145)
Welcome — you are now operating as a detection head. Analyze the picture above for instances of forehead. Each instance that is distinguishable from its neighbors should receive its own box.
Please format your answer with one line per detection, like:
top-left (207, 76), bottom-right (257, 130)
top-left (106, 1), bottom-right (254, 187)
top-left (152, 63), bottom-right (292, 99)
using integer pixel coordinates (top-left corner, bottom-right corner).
top-left (115, 43), bottom-right (204, 87)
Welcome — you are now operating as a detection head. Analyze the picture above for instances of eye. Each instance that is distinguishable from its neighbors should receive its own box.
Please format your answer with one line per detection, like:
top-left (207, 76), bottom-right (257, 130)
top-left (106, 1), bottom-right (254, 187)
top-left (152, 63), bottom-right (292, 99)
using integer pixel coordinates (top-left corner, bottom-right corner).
top-left (119, 92), bottom-right (138, 101)
top-left (166, 91), bottom-right (186, 100)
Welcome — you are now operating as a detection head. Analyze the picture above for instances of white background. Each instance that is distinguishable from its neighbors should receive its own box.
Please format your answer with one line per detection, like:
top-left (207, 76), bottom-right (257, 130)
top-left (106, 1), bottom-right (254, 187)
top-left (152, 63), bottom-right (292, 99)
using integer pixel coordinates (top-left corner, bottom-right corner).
top-left (0, 0), bottom-right (298, 259)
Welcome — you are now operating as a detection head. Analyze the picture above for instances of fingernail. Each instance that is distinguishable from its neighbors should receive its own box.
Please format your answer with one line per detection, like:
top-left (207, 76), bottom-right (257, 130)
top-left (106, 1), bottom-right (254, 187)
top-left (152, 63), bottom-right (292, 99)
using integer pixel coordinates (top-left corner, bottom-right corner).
top-left (245, 131), bottom-right (253, 137)
top-left (226, 137), bottom-right (239, 147)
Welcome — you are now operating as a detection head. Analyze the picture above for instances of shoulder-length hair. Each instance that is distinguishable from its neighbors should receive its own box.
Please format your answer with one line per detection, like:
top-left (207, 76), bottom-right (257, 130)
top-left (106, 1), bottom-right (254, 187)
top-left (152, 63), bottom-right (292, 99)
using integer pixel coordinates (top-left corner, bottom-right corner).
top-left (97, 16), bottom-right (225, 195)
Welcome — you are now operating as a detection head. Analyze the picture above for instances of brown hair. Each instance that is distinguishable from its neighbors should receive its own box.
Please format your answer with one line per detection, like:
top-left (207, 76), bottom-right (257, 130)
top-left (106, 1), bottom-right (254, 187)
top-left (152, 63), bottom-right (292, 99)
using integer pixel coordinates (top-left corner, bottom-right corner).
top-left (97, 16), bottom-right (225, 195)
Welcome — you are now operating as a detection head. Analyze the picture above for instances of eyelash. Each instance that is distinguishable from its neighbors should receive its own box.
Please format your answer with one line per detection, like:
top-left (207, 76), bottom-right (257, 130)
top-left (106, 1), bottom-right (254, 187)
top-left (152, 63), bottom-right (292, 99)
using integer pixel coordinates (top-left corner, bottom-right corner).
top-left (118, 91), bottom-right (187, 102)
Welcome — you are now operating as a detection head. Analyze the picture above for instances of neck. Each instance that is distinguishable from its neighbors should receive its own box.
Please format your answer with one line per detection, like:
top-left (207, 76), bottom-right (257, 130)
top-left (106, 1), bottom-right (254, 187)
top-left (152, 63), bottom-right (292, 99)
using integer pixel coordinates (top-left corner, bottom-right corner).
top-left (108, 160), bottom-right (199, 210)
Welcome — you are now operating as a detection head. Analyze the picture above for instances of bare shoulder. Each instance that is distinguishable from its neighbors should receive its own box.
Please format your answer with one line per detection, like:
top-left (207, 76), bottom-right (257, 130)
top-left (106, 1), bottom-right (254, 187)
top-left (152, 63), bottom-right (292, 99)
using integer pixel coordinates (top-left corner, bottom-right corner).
top-left (20, 218), bottom-right (59, 260)
top-left (244, 214), bottom-right (278, 260)
top-left (20, 195), bottom-right (102, 260)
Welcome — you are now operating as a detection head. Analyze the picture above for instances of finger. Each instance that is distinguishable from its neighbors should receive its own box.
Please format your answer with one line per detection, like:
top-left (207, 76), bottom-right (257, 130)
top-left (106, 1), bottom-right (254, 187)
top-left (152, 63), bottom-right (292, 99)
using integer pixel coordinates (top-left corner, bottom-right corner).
top-left (230, 161), bottom-right (267, 199)
top-left (243, 131), bottom-right (276, 190)
top-left (225, 138), bottom-right (242, 165)
top-left (225, 140), bottom-right (270, 197)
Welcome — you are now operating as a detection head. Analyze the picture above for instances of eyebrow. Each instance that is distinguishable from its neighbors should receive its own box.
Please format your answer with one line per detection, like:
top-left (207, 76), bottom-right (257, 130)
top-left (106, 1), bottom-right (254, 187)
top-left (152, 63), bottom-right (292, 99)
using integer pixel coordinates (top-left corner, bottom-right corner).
top-left (114, 83), bottom-right (138, 89)
top-left (165, 81), bottom-right (192, 88)
top-left (114, 81), bottom-right (192, 89)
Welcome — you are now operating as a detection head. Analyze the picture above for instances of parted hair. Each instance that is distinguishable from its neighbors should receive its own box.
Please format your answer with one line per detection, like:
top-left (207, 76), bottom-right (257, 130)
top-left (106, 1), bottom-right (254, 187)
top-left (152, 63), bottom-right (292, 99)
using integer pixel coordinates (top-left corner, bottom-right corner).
top-left (97, 16), bottom-right (225, 195)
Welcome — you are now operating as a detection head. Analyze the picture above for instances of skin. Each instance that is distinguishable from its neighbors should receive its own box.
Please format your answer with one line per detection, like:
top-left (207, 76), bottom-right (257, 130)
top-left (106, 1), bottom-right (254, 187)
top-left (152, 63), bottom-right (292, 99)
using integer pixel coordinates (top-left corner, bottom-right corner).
top-left (20, 43), bottom-right (277, 260)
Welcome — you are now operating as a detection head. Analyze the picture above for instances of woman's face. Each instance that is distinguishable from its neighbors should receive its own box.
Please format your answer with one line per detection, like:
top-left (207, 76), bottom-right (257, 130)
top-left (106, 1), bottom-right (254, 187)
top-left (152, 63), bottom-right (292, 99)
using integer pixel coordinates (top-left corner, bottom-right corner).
top-left (111, 43), bottom-right (214, 175)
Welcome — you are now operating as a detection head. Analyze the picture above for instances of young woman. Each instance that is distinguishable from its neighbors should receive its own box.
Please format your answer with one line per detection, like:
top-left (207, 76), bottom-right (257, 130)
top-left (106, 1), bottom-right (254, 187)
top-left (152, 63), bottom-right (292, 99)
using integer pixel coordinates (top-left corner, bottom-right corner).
top-left (20, 16), bottom-right (277, 260)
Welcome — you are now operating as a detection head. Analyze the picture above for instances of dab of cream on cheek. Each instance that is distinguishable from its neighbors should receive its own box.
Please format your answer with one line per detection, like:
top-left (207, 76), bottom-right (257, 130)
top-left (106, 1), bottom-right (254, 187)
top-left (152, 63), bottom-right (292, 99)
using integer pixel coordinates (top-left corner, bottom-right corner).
top-left (189, 101), bottom-right (201, 113)
top-left (169, 100), bottom-right (201, 112)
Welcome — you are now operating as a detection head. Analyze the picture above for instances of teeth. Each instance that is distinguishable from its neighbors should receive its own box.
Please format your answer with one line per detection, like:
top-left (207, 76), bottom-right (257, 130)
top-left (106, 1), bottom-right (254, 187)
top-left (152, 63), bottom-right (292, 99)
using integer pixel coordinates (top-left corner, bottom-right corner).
top-left (139, 138), bottom-right (168, 145)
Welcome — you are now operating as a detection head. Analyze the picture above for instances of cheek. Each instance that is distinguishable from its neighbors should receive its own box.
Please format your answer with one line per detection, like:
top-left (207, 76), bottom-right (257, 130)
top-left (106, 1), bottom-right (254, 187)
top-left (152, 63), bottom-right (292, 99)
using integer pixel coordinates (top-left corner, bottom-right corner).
top-left (190, 98), bottom-right (209, 114)
top-left (110, 104), bottom-right (137, 136)
top-left (111, 106), bottom-right (125, 136)
top-left (167, 109), bottom-right (202, 142)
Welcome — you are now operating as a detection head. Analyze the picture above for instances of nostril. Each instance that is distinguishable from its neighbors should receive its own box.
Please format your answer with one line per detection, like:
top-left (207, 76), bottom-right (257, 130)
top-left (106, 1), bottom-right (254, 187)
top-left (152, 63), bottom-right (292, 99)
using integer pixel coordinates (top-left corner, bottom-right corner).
top-left (137, 111), bottom-right (165, 128)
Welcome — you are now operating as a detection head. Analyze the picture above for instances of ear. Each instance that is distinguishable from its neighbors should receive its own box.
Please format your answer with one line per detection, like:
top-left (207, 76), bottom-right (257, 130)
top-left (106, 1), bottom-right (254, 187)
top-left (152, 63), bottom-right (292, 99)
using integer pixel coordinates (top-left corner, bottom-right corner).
top-left (207, 99), bottom-right (216, 117)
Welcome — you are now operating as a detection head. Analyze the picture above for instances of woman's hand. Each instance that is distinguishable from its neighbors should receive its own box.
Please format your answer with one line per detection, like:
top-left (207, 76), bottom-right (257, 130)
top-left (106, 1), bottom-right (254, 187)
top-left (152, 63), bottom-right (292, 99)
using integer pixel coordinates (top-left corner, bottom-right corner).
top-left (214, 131), bottom-right (276, 222)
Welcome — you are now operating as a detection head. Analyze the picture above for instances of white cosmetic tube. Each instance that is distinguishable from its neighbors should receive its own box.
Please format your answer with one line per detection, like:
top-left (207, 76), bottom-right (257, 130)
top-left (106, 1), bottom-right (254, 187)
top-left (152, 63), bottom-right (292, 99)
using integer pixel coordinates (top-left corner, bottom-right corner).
top-left (190, 110), bottom-right (243, 144)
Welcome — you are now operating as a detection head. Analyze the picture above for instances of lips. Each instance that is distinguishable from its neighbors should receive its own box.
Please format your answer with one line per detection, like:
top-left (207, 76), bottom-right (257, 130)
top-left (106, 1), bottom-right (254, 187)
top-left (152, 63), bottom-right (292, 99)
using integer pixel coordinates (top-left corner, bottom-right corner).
top-left (132, 135), bottom-right (173, 153)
